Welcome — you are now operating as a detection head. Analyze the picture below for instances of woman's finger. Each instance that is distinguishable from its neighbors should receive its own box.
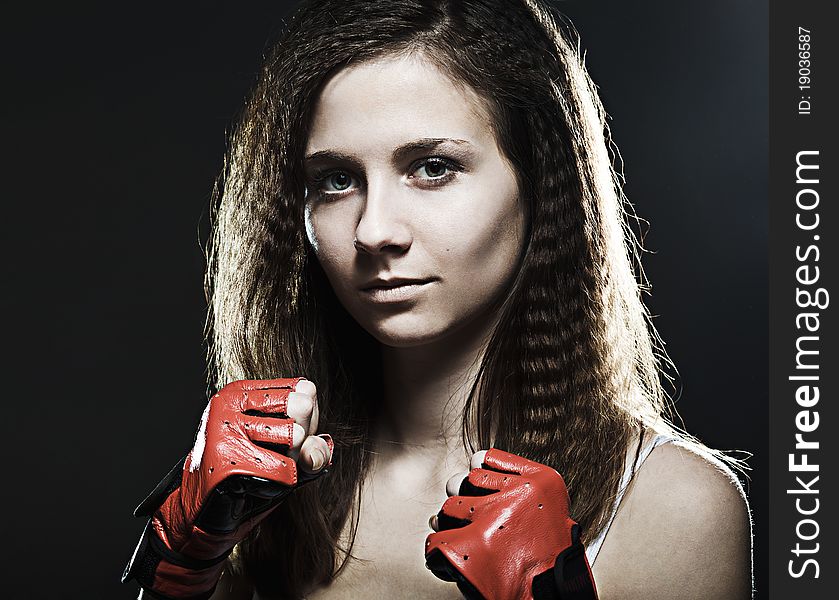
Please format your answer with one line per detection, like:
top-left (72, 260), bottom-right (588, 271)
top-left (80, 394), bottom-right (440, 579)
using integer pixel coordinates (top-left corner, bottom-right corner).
top-left (482, 448), bottom-right (543, 476)
top-left (240, 414), bottom-right (294, 451)
top-left (444, 466), bottom-right (516, 498)
top-left (287, 423), bottom-right (307, 460)
top-left (289, 379), bottom-right (320, 436)
top-left (294, 378), bottom-right (317, 397)
top-left (286, 391), bottom-right (315, 435)
top-left (297, 432), bottom-right (331, 474)
top-left (428, 513), bottom-right (439, 532)
top-left (470, 450), bottom-right (489, 470)
top-left (462, 467), bottom-right (515, 494)
top-left (305, 381), bottom-right (320, 435)
top-left (236, 378), bottom-right (301, 392)
top-left (242, 387), bottom-right (291, 415)
top-left (438, 494), bottom-right (488, 524)
top-left (446, 472), bottom-right (469, 497)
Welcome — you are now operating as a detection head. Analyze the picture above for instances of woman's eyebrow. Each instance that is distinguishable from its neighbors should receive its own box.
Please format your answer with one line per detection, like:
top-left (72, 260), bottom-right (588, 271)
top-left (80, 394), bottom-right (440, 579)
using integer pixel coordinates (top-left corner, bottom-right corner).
top-left (304, 138), bottom-right (472, 164)
top-left (392, 138), bottom-right (471, 162)
top-left (304, 149), bottom-right (358, 164)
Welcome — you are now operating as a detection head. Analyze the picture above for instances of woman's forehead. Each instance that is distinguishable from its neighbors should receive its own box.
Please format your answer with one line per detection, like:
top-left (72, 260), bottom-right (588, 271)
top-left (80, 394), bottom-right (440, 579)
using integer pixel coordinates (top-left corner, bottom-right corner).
top-left (305, 52), bottom-right (496, 159)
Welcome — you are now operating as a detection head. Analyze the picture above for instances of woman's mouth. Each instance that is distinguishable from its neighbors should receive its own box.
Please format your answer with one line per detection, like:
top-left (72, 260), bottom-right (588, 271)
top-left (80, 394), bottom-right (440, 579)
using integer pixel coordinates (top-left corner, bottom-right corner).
top-left (360, 277), bottom-right (436, 304)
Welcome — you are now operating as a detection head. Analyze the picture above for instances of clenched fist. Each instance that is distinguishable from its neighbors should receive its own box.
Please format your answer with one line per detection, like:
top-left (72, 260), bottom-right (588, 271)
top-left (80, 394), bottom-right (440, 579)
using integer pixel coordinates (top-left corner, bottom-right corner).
top-left (123, 378), bottom-right (333, 600)
top-left (426, 449), bottom-right (598, 600)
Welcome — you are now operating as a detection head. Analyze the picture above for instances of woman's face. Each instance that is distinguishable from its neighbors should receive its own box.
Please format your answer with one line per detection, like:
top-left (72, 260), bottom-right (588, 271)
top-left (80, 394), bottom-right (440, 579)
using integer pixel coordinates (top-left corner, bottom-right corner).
top-left (304, 52), bottom-right (525, 348)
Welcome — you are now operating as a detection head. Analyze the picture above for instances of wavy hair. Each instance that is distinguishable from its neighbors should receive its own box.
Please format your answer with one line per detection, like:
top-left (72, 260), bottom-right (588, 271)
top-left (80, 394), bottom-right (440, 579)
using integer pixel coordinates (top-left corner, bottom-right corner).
top-left (205, 0), bottom-right (692, 597)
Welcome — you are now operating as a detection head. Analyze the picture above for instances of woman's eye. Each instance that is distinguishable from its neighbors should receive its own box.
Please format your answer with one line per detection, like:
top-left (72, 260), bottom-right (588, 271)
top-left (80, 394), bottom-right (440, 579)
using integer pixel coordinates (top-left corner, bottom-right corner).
top-left (420, 160), bottom-right (448, 178)
top-left (326, 171), bottom-right (353, 191)
top-left (310, 170), bottom-right (357, 195)
top-left (410, 158), bottom-right (461, 183)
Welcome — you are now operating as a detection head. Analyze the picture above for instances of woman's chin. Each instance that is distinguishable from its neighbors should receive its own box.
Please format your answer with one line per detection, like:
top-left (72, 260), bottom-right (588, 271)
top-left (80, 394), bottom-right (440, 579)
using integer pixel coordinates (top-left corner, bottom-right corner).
top-left (355, 302), bottom-right (500, 350)
top-left (368, 327), bottom-right (447, 349)
top-left (361, 316), bottom-right (452, 349)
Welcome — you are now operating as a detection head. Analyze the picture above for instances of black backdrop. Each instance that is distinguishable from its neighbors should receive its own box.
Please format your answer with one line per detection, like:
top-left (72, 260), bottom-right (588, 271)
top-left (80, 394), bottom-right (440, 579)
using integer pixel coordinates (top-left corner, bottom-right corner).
top-left (2, 1), bottom-right (767, 597)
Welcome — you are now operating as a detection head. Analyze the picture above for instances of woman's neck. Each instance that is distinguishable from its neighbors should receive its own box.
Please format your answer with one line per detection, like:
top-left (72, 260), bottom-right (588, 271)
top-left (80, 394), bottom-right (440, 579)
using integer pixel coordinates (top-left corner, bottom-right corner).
top-left (375, 309), bottom-right (497, 464)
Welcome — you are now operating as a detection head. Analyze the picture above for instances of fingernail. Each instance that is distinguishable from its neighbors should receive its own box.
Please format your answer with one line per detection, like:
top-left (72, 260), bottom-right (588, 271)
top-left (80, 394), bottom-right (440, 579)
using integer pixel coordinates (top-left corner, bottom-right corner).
top-left (311, 450), bottom-right (325, 471)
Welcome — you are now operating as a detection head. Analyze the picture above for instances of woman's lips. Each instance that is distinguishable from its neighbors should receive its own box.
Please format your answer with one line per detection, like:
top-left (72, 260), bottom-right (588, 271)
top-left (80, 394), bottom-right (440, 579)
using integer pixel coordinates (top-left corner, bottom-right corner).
top-left (360, 279), bottom-right (435, 304)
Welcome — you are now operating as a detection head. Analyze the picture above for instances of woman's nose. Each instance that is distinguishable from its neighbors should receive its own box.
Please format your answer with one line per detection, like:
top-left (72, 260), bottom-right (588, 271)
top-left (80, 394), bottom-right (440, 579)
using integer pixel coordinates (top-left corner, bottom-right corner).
top-left (353, 180), bottom-right (412, 255)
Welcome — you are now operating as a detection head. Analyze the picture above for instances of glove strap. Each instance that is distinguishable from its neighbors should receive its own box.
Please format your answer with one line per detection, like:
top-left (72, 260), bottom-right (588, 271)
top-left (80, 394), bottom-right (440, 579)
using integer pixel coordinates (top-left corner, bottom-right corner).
top-left (122, 518), bottom-right (231, 600)
top-left (134, 456), bottom-right (187, 518)
top-left (532, 525), bottom-right (599, 600)
top-left (123, 455), bottom-right (228, 600)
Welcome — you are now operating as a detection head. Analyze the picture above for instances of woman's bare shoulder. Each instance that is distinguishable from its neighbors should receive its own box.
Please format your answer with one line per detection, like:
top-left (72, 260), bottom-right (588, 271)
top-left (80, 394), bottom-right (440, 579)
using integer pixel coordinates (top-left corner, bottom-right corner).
top-left (592, 440), bottom-right (753, 600)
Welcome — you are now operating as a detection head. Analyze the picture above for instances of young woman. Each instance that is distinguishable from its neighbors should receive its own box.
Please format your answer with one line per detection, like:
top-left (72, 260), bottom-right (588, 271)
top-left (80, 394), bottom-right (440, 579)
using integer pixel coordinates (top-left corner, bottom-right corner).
top-left (123, 1), bottom-right (753, 598)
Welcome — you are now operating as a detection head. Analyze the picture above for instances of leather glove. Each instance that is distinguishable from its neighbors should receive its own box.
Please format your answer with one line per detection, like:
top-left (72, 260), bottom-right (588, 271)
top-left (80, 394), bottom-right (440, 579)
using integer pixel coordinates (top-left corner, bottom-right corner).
top-left (122, 378), bottom-right (333, 600)
top-left (425, 448), bottom-right (598, 600)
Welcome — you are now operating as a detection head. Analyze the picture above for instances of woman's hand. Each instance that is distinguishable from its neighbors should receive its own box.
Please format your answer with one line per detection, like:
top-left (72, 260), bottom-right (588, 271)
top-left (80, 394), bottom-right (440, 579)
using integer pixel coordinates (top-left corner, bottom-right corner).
top-left (425, 449), bottom-right (598, 600)
top-left (123, 378), bottom-right (333, 600)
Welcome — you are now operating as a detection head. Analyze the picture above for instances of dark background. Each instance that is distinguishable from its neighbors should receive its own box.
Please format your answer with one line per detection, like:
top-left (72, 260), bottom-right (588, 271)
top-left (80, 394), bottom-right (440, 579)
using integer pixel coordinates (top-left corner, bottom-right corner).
top-left (2, 1), bottom-right (767, 597)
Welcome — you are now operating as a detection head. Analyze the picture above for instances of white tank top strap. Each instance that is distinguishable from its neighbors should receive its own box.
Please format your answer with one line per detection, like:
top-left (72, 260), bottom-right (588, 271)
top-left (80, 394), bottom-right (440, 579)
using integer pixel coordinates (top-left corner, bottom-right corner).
top-left (585, 432), bottom-right (680, 566)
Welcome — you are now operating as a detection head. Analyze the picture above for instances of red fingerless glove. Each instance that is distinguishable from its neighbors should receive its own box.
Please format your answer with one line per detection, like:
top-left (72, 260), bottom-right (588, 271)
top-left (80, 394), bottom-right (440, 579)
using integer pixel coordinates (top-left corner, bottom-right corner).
top-left (425, 449), bottom-right (598, 600)
top-left (122, 378), bottom-right (333, 600)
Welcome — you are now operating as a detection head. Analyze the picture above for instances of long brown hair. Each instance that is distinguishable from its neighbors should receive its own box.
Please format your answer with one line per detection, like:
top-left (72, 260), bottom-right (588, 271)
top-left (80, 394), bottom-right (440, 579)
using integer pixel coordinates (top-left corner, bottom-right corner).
top-left (206, 0), bottom-right (688, 596)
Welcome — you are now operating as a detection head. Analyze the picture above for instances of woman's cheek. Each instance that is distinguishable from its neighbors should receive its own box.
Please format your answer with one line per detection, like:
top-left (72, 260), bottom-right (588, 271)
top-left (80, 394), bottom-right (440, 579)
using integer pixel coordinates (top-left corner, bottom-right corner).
top-left (307, 211), bottom-right (344, 267)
